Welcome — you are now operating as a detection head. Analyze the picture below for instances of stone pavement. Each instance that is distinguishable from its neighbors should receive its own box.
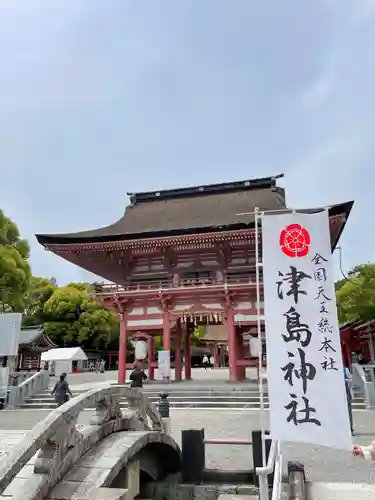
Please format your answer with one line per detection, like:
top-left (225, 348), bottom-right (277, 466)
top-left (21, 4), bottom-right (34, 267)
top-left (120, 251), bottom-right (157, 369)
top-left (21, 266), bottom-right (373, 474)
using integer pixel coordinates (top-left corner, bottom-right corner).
top-left (308, 481), bottom-right (375, 499)
top-left (0, 408), bottom-right (375, 484)
top-left (0, 367), bottom-right (374, 488)
top-left (59, 367), bottom-right (259, 391)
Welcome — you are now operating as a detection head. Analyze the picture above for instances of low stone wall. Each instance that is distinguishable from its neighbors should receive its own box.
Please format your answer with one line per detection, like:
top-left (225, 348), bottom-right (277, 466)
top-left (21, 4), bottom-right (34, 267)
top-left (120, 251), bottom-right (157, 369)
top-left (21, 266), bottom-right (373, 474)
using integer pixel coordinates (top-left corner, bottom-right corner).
top-left (7, 370), bottom-right (49, 407)
top-left (144, 482), bottom-right (259, 500)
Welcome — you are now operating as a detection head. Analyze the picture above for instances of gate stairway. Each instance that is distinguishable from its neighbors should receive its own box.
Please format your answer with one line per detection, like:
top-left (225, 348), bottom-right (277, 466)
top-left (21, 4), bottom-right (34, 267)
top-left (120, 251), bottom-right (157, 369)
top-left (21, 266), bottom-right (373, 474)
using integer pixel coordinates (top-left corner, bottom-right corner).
top-left (18, 386), bottom-right (367, 411)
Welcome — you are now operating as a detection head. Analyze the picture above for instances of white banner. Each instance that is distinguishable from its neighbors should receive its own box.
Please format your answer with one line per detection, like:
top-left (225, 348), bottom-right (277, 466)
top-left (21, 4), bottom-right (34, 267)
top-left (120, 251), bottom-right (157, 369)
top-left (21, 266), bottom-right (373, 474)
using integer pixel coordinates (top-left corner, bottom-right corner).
top-left (0, 313), bottom-right (22, 356)
top-left (262, 210), bottom-right (351, 450)
top-left (157, 350), bottom-right (170, 380)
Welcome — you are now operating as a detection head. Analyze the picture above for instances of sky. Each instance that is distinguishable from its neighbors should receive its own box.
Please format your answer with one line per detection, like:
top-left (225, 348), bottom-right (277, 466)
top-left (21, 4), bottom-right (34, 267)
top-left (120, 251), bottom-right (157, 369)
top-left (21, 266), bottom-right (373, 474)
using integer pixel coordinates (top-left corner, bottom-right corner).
top-left (0, 0), bottom-right (374, 285)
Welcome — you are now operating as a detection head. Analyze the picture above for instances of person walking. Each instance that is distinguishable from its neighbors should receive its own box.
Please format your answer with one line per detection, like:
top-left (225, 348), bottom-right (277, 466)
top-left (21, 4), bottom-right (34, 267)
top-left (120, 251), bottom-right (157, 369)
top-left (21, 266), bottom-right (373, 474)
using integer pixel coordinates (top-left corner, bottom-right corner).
top-left (210, 355), bottom-right (214, 369)
top-left (202, 354), bottom-right (209, 370)
top-left (130, 361), bottom-right (147, 389)
top-left (100, 359), bottom-right (105, 373)
top-left (51, 372), bottom-right (72, 407)
top-left (344, 365), bottom-right (355, 435)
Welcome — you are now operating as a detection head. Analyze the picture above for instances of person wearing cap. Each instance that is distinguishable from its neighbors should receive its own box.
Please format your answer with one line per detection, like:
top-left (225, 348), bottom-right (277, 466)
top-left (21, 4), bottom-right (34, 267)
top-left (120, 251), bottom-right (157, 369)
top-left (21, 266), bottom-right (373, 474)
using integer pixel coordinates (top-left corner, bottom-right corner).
top-left (51, 372), bottom-right (72, 407)
top-left (130, 360), bottom-right (147, 389)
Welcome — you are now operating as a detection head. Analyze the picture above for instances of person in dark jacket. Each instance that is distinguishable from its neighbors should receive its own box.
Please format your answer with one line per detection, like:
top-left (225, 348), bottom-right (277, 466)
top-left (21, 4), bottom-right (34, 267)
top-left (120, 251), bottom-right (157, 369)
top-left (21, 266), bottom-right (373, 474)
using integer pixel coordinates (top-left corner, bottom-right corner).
top-left (130, 361), bottom-right (147, 388)
top-left (51, 372), bottom-right (72, 407)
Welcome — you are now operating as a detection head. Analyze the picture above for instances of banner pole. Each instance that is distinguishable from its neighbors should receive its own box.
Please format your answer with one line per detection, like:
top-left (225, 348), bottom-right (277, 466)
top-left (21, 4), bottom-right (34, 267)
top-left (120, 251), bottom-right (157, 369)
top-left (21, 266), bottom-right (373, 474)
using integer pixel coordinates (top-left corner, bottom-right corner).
top-left (254, 207), bottom-right (266, 467)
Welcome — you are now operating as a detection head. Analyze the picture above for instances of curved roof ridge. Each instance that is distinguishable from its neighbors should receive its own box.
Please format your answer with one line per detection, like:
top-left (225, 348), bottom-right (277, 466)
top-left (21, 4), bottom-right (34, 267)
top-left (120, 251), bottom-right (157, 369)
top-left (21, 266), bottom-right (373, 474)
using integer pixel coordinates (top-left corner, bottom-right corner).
top-left (127, 174), bottom-right (284, 204)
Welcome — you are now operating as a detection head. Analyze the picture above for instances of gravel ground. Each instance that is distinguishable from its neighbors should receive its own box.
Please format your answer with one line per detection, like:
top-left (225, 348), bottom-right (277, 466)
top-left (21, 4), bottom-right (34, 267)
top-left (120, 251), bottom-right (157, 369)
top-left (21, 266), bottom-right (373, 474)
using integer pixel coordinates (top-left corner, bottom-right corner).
top-left (0, 408), bottom-right (374, 483)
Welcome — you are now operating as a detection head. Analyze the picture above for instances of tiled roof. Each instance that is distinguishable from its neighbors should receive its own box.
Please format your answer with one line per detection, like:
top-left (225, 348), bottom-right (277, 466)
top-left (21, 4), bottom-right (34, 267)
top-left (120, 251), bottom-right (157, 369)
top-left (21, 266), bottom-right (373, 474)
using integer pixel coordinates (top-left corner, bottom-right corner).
top-left (203, 325), bottom-right (228, 343)
top-left (36, 176), bottom-right (286, 244)
top-left (19, 326), bottom-right (56, 348)
top-left (19, 327), bottom-right (43, 345)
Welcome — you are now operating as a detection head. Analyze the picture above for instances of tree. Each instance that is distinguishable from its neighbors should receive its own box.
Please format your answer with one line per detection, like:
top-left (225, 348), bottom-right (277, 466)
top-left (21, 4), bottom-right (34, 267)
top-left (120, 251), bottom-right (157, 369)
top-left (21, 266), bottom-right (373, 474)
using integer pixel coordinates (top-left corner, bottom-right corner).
top-left (43, 283), bottom-right (119, 348)
top-left (335, 278), bottom-right (346, 292)
top-left (336, 263), bottom-right (375, 323)
top-left (0, 209), bottom-right (31, 312)
top-left (22, 276), bottom-right (57, 327)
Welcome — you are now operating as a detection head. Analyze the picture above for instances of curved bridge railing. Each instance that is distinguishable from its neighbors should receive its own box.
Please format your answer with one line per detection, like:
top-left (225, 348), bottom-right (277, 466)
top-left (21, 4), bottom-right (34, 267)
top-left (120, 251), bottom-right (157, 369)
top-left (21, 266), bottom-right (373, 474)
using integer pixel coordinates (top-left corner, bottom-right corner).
top-left (0, 385), bottom-right (172, 500)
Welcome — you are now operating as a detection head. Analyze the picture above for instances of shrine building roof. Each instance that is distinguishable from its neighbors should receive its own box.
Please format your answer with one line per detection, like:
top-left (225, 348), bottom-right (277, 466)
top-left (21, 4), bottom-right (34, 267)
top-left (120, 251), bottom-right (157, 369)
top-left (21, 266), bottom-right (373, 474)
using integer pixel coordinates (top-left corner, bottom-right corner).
top-left (19, 326), bottom-right (56, 349)
top-left (35, 174), bottom-right (353, 247)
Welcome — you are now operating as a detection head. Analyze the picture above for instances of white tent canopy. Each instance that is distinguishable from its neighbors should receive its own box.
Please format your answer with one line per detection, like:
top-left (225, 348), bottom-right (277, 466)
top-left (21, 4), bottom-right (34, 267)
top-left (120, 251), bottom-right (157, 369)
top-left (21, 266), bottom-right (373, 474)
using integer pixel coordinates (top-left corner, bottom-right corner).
top-left (41, 347), bottom-right (87, 376)
top-left (41, 347), bottom-right (87, 362)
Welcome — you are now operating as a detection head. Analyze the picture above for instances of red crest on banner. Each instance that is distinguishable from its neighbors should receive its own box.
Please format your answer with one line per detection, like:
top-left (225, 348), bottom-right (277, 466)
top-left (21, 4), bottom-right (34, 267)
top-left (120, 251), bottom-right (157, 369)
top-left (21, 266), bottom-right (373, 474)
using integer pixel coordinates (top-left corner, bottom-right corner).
top-left (279, 223), bottom-right (311, 257)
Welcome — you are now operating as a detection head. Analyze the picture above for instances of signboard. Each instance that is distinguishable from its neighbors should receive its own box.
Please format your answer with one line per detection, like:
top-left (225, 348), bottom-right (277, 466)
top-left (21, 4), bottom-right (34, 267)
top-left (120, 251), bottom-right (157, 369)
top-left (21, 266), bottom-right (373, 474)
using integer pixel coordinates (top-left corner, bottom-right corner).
top-left (157, 350), bottom-right (170, 380)
top-left (262, 210), bottom-right (351, 449)
top-left (0, 313), bottom-right (22, 356)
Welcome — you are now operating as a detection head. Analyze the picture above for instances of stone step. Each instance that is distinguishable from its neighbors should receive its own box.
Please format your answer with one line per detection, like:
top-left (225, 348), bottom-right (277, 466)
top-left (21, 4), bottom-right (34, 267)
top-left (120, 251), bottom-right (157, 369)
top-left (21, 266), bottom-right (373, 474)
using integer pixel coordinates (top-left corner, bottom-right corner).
top-left (36, 389), bottom-right (366, 401)
top-left (19, 387), bottom-right (367, 410)
top-left (40, 388), bottom-right (271, 395)
top-left (217, 494), bottom-right (259, 500)
top-left (20, 401), bottom-right (272, 410)
top-left (19, 386), bottom-right (367, 410)
top-left (18, 399), bottom-right (366, 410)
top-left (307, 481), bottom-right (375, 499)
top-left (27, 395), bottom-right (273, 403)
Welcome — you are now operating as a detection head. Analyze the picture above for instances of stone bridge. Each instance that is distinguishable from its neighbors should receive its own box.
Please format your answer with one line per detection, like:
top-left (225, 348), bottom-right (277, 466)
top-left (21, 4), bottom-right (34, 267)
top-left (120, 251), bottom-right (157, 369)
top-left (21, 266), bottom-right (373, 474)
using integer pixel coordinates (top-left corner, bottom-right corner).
top-left (0, 385), bottom-right (181, 500)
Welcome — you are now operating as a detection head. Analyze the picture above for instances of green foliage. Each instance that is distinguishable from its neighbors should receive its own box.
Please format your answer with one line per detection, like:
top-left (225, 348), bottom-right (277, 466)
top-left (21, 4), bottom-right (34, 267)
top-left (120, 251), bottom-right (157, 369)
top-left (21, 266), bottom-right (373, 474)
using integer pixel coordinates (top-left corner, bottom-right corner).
top-left (22, 276), bottom-right (57, 327)
top-left (43, 283), bottom-right (118, 348)
top-left (336, 263), bottom-right (375, 323)
top-left (0, 209), bottom-right (31, 312)
top-left (154, 336), bottom-right (162, 352)
top-left (335, 278), bottom-right (346, 292)
top-left (193, 325), bottom-right (205, 342)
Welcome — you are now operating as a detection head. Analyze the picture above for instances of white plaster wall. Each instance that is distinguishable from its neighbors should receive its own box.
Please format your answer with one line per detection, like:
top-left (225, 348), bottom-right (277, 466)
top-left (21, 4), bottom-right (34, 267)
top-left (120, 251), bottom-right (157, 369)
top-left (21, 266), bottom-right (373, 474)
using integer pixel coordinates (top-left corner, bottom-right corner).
top-left (201, 303), bottom-right (223, 309)
top-left (234, 313), bottom-right (265, 322)
top-left (147, 307), bottom-right (162, 314)
top-left (128, 308), bottom-right (144, 315)
top-left (127, 319), bottom-right (163, 327)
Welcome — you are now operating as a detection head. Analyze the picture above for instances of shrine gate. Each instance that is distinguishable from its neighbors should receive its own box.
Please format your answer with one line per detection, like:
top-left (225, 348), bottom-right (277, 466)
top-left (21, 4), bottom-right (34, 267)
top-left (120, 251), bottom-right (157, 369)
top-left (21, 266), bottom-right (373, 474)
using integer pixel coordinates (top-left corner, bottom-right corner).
top-left (36, 175), bottom-right (353, 383)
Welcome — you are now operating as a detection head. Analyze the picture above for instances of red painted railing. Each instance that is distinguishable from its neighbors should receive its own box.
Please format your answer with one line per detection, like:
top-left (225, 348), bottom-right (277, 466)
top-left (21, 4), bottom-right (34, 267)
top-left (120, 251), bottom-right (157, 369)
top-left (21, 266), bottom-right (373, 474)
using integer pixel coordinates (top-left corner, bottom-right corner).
top-left (96, 275), bottom-right (262, 295)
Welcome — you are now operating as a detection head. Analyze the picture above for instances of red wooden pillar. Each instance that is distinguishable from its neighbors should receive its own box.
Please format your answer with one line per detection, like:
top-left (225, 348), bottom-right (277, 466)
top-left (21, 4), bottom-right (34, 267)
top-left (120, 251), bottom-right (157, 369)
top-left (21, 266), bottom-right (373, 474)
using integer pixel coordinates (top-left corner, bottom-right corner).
top-left (219, 346), bottom-right (225, 367)
top-left (236, 330), bottom-right (246, 380)
top-left (118, 314), bottom-right (127, 384)
top-left (175, 320), bottom-right (182, 381)
top-left (184, 326), bottom-right (192, 380)
top-left (213, 344), bottom-right (219, 368)
top-left (163, 311), bottom-right (171, 352)
top-left (226, 306), bottom-right (238, 381)
top-left (148, 336), bottom-right (155, 380)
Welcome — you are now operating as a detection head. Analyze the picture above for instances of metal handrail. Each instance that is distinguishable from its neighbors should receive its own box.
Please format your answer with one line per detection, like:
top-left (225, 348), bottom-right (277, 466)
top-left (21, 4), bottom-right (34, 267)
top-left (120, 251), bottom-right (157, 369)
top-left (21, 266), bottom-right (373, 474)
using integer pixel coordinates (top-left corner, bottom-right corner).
top-left (272, 441), bottom-right (283, 500)
top-left (256, 439), bottom-right (280, 500)
top-left (203, 438), bottom-right (252, 445)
